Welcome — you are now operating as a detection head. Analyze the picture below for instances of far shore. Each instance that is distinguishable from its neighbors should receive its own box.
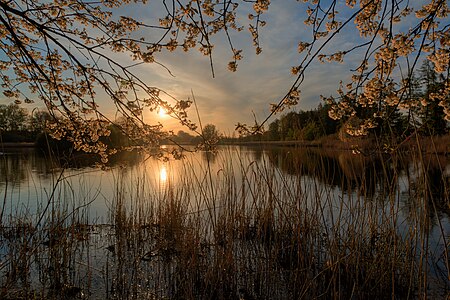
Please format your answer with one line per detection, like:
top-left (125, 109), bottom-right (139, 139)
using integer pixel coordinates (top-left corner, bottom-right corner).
top-left (1, 134), bottom-right (448, 155)
top-left (221, 140), bottom-right (322, 147)
top-left (222, 134), bottom-right (450, 155)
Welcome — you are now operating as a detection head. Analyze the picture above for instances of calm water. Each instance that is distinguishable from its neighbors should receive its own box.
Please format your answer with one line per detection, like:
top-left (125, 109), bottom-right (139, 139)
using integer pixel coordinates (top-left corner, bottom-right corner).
top-left (1, 145), bottom-right (449, 218)
top-left (1, 145), bottom-right (449, 255)
top-left (0, 145), bottom-right (449, 297)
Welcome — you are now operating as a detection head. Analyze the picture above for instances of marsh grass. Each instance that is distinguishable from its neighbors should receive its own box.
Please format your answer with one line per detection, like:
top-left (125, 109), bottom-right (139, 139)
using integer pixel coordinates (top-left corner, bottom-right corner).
top-left (0, 145), bottom-right (449, 299)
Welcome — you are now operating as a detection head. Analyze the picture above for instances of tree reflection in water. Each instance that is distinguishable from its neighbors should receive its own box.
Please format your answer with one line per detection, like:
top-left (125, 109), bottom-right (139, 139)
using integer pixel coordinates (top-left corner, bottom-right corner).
top-left (0, 145), bottom-right (448, 299)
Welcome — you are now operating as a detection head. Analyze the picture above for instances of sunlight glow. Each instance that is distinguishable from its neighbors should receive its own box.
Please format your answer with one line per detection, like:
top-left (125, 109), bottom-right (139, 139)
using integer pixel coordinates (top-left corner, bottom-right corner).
top-left (160, 165), bottom-right (168, 182)
top-left (158, 107), bottom-right (167, 117)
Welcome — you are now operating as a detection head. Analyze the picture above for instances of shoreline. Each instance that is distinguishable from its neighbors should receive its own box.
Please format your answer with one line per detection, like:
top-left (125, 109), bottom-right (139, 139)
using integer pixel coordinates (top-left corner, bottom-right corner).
top-left (221, 134), bottom-right (450, 154)
top-left (2, 135), bottom-right (448, 155)
top-left (220, 140), bottom-right (323, 147)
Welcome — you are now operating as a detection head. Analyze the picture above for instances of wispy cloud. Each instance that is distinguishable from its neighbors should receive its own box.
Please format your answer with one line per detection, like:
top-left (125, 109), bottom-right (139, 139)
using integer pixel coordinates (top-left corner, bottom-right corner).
top-left (5, 1), bottom-right (364, 134)
top-left (134, 1), bottom-right (321, 132)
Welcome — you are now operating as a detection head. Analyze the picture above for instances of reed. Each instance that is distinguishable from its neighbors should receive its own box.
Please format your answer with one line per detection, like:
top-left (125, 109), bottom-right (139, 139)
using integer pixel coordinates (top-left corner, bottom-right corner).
top-left (0, 143), bottom-right (448, 299)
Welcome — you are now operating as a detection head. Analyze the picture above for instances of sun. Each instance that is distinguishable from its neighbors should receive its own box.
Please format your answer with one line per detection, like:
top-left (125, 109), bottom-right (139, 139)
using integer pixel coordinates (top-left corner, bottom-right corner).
top-left (158, 107), bottom-right (167, 117)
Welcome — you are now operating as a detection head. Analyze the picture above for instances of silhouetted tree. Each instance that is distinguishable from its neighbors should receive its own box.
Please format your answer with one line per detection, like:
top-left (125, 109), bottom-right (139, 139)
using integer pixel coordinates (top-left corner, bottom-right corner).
top-left (417, 61), bottom-right (449, 136)
top-left (202, 124), bottom-right (220, 144)
top-left (267, 119), bottom-right (280, 140)
top-left (0, 104), bottom-right (28, 131)
top-left (29, 110), bottom-right (53, 133)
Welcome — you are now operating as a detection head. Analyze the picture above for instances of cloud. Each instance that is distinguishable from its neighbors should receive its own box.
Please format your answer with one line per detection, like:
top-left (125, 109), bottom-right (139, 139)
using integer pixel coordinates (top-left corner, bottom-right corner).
top-left (5, 1), bottom-right (369, 134)
top-left (129, 1), bottom-right (318, 132)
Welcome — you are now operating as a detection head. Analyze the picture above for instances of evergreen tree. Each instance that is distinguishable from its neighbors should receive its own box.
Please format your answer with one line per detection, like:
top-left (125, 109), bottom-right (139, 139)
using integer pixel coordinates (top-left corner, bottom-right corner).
top-left (267, 119), bottom-right (280, 141)
top-left (417, 61), bottom-right (448, 136)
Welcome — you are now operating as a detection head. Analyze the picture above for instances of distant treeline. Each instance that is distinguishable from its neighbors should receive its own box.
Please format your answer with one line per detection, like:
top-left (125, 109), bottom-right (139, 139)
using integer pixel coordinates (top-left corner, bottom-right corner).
top-left (1, 60), bottom-right (449, 148)
top-left (231, 61), bottom-right (449, 143)
top-left (0, 105), bottom-right (133, 154)
top-left (0, 104), bottom-right (49, 143)
top-left (0, 104), bottom-right (220, 151)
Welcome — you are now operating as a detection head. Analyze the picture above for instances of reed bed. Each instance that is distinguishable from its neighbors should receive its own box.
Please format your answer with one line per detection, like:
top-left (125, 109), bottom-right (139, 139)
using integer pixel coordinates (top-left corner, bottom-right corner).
top-left (0, 146), bottom-right (448, 299)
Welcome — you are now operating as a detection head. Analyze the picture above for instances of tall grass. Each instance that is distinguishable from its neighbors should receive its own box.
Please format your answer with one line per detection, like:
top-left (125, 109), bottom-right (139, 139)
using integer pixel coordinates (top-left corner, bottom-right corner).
top-left (0, 145), bottom-right (448, 299)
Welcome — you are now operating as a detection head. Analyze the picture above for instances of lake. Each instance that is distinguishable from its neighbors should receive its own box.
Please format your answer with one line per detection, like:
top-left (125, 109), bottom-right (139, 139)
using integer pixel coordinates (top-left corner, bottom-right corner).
top-left (0, 145), bottom-right (449, 299)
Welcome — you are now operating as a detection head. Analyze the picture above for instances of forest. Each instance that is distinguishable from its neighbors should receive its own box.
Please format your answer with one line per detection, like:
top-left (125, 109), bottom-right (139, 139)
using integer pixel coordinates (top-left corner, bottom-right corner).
top-left (239, 61), bottom-right (449, 144)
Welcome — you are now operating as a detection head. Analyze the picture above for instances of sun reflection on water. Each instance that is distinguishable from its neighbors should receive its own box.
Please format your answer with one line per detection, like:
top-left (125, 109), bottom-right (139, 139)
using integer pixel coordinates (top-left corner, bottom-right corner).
top-left (160, 165), bottom-right (168, 183)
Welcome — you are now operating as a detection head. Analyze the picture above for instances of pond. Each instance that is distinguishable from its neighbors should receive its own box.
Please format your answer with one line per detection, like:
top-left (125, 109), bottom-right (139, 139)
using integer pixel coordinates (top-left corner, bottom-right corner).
top-left (0, 145), bottom-right (449, 299)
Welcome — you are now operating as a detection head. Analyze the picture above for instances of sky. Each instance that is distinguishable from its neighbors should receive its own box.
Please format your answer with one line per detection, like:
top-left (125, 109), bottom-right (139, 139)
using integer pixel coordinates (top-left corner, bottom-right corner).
top-left (112, 0), bottom-right (356, 135)
top-left (1, 0), bottom-right (432, 135)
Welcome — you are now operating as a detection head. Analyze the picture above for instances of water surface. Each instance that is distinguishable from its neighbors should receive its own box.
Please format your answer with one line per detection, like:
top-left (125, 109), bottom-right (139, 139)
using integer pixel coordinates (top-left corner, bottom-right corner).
top-left (0, 145), bottom-right (448, 298)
